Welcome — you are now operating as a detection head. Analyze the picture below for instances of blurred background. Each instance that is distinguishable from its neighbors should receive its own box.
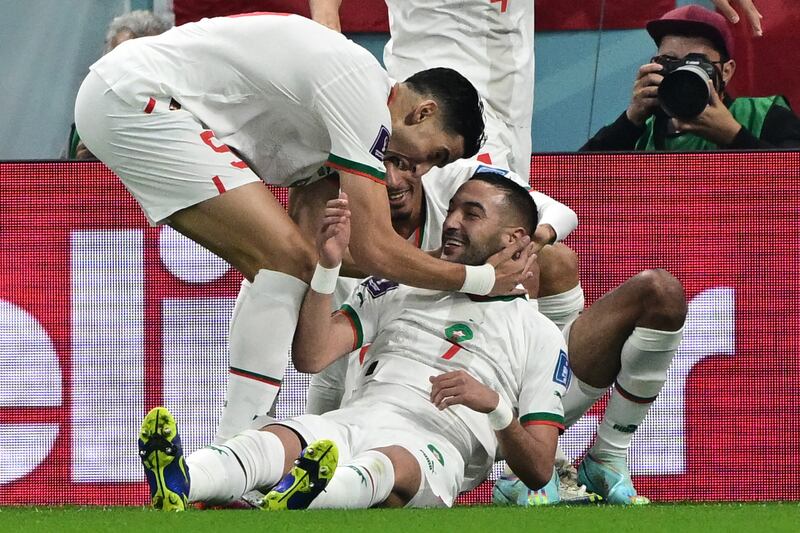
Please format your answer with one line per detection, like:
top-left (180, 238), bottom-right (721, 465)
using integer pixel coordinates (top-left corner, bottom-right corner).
top-left (1, 0), bottom-right (796, 159)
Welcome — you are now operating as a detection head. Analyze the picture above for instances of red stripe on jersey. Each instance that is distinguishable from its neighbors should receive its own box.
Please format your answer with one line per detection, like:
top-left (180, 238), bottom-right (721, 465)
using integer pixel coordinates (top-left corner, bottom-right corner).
top-left (441, 343), bottom-right (462, 360)
top-left (200, 131), bottom-right (232, 153)
top-left (143, 98), bottom-right (156, 114)
top-left (212, 176), bottom-right (226, 193)
top-left (231, 160), bottom-right (248, 169)
top-left (476, 153), bottom-right (492, 165)
top-left (335, 309), bottom-right (360, 351)
top-left (358, 344), bottom-right (371, 365)
top-left (228, 12), bottom-right (290, 18)
top-left (522, 419), bottom-right (565, 431)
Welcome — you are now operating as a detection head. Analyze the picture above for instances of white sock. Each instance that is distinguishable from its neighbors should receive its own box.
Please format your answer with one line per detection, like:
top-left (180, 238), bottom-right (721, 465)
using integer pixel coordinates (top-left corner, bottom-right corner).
top-left (537, 284), bottom-right (585, 329)
top-left (216, 269), bottom-right (307, 442)
top-left (187, 429), bottom-right (286, 505)
top-left (590, 326), bottom-right (684, 461)
top-left (562, 375), bottom-right (608, 428)
top-left (309, 450), bottom-right (395, 509)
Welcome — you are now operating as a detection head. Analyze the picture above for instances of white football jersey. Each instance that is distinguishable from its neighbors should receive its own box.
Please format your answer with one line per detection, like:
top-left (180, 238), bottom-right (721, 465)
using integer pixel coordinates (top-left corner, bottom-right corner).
top-left (338, 278), bottom-right (569, 468)
top-left (384, 0), bottom-right (534, 132)
top-left (90, 13), bottom-right (391, 187)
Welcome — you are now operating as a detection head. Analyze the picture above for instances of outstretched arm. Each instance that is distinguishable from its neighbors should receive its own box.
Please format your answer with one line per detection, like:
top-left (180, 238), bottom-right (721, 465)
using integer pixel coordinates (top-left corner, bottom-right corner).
top-left (429, 370), bottom-right (557, 488)
top-left (711, 0), bottom-right (763, 36)
top-left (292, 193), bottom-right (360, 373)
top-left (340, 172), bottom-right (535, 295)
top-left (309, 0), bottom-right (343, 32)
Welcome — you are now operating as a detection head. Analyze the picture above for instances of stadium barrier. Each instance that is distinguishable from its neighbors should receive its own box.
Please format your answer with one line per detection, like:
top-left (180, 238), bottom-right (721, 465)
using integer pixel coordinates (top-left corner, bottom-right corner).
top-left (1, 152), bottom-right (798, 504)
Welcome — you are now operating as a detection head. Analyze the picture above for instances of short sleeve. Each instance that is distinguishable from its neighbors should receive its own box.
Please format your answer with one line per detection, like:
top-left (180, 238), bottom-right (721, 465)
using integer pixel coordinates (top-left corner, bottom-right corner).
top-left (517, 316), bottom-right (570, 433)
top-left (337, 277), bottom-right (401, 350)
top-left (315, 64), bottom-right (391, 184)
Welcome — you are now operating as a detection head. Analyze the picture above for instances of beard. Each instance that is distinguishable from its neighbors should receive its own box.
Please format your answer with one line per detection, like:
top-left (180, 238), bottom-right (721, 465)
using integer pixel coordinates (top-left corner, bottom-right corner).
top-left (441, 228), bottom-right (504, 266)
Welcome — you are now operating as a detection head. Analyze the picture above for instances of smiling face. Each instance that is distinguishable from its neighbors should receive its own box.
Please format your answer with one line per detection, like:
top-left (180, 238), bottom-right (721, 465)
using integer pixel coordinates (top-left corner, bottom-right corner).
top-left (440, 180), bottom-right (520, 265)
top-left (384, 159), bottom-right (424, 228)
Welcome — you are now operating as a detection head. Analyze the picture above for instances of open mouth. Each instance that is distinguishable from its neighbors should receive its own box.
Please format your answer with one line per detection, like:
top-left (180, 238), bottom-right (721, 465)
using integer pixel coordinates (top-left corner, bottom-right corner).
top-left (387, 188), bottom-right (411, 205)
top-left (442, 235), bottom-right (467, 254)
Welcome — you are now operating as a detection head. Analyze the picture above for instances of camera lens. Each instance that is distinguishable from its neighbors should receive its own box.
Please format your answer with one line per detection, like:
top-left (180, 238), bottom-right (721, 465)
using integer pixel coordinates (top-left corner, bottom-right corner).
top-left (658, 65), bottom-right (711, 119)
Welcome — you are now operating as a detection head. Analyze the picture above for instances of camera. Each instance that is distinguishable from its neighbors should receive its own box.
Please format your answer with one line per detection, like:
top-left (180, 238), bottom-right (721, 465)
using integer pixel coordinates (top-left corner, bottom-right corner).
top-left (656, 53), bottom-right (723, 119)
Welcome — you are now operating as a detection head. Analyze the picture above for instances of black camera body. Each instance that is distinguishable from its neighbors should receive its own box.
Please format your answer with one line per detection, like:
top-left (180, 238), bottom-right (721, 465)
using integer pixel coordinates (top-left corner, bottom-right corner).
top-left (656, 53), bottom-right (723, 119)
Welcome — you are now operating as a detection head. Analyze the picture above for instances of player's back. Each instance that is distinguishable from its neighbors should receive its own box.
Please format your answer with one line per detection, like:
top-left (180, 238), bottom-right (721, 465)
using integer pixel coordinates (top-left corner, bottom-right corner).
top-left (90, 13), bottom-right (391, 186)
top-left (383, 0), bottom-right (534, 129)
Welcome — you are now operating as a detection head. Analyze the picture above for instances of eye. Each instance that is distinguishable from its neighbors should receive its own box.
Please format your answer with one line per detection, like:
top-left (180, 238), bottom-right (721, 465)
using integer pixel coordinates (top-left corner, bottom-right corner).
top-left (385, 155), bottom-right (410, 172)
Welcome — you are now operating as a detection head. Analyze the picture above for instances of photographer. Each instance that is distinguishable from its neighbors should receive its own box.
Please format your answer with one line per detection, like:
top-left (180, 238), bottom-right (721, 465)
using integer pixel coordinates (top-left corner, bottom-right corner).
top-left (581, 4), bottom-right (800, 151)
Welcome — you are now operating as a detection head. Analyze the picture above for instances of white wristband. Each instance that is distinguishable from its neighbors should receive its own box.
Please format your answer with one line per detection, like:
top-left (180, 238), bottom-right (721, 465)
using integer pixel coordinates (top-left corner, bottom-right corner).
top-left (460, 264), bottom-right (495, 296)
top-left (310, 262), bottom-right (341, 294)
top-left (487, 397), bottom-right (514, 431)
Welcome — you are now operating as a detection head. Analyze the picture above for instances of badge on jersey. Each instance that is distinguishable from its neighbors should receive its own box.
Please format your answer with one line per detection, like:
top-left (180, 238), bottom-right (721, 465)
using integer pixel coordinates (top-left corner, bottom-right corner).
top-left (475, 164), bottom-right (508, 176)
top-left (444, 323), bottom-right (474, 344)
top-left (361, 277), bottom-right (398, 298)
top-left (369, 125), bottom-right (390, 161)
top-left (552, 349), bottom-right (572, 388)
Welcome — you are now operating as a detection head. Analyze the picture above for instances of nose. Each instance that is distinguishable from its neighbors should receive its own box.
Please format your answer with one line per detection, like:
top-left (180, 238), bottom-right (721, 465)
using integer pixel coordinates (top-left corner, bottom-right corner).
top-left (384, 163), bottom-right (402, 188)
top-left (442, 209), bottom-right (462, 232)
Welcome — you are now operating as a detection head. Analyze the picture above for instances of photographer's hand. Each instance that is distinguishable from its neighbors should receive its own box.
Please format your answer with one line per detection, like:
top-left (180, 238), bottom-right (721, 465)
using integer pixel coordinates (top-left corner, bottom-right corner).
top-left (626, 63), bottom-right (664, 126)
top-left (673, 81), bottom-right (742, 146)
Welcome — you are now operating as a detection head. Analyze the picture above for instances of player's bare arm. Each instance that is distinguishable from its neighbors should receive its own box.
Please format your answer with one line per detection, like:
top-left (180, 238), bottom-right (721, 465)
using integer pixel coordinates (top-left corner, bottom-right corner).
top-left (293, 193), bottom-right (359, 373)
top-left (339, 171), bottom-right (535, 294)
top-left (429, 370), bottom-right (557, 489)
top-left (711, 0), bottom-right (763, 36)
top-left (309, 0), bottom-right (343, 32)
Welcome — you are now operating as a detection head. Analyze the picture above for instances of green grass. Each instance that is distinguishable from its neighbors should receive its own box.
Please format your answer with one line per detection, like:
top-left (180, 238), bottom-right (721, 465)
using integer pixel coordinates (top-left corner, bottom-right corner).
top-left (1, 504), bottom-right (798, 532)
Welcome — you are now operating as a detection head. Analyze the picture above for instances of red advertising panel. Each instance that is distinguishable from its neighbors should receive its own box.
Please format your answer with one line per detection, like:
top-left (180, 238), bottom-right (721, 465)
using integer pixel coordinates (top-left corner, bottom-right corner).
top-left (0, 154), bottom-right (798, 505)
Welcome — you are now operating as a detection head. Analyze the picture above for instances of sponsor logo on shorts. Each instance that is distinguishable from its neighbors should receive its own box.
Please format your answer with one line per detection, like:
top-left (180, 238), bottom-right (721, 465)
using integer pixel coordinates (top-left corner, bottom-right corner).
top-left (420, 450), bottom-right (435, 472)
top-left (370, 126), bottom-right (390, 161)
top-left (427, 444), bottom-right (445, 466)
top-left (475, 164), bottom-right (509, 176)
top-left (552, 349), bottom-right (572, 388)
top-left (346, 465), bottom-right (369, 486)
top-left (613, 423), bottom-right (638, 434)
top-left (444, 323), bottom-right (473, 344)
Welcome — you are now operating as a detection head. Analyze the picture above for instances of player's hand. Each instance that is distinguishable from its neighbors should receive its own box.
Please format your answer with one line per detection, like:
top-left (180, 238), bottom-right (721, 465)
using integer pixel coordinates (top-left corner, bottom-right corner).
top-left (429, 370), bottom-right (499, 413)
top-left (316, 192), bottom-right (350, 268)
top-left (626, 63), bottom-right (665, 126)
top-left (672, 81), bottom-right (742, 146)
top-left (487, 237), bottom-right (537, 296)
top-left (711, 0), bottom-right (763, 36)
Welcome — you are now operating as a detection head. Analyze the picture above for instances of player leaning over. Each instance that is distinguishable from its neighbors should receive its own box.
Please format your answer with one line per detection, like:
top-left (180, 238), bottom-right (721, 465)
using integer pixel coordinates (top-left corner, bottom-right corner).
top-left (136, 173), bottom-right (567, 510)
top-left (74, 13), bottom-right (535, 444)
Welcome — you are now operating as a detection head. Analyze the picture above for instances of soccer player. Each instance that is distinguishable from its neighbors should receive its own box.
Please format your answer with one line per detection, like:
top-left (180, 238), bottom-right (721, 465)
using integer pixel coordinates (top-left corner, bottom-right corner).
top-left (74, 13), bottom-right (535, 442)
top-left (493, 271), bottom-right (687, 506)
top-left (137, 173), bottom-right (567, 510)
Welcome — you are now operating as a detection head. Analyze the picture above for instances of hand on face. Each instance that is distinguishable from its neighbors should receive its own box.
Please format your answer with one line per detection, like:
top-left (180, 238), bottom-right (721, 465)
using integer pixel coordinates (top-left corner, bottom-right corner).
top-left (626, 63), bottom-right (665, 126)
top-left (671, 80), bottom-right (742, 146)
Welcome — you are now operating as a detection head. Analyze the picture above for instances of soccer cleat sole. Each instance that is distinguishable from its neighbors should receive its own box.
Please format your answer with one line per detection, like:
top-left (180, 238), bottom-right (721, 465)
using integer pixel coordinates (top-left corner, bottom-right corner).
top-left (263, 439), bottom-right (338, 511)
top-left (139, 406), bottom-right (188, 511)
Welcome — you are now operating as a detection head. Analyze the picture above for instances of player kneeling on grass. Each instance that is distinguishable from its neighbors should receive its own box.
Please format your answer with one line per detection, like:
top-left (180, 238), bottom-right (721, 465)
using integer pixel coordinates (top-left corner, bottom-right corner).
top-left (137, 173), bottom-right (569, 510)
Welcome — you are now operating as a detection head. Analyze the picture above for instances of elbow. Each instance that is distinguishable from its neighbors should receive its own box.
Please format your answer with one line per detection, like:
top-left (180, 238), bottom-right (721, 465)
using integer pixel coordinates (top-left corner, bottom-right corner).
top-left (292, 351), bottom-right (325, 374)
top-left (349, 238), bottom-right (391, 279)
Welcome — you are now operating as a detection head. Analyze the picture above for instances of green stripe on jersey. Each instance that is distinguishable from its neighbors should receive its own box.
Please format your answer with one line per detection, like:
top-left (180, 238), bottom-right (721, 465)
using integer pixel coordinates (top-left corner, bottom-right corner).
top-left (520, 412), bottom-right (565, 426)
top-left (340, 304), bottom-right (364, 348)
top-left (327, 154), bottom-right (385, 181)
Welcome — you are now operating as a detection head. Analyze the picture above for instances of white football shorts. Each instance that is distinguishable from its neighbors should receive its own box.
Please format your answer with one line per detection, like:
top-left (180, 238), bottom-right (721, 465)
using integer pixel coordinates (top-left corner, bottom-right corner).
top-left (74, 70), bottom-right (261, 225)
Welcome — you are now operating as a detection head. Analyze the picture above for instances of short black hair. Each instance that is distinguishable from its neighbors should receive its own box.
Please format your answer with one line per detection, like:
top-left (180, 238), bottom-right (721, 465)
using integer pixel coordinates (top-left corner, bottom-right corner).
top-left (469, 172), bottom-right (538, 235)
top-left (404, 67), bottom-right (486, 159)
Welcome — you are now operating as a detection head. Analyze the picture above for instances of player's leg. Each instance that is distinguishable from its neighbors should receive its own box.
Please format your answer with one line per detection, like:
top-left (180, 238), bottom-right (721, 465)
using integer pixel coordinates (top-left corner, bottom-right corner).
top-left (565, 269), bottom-right (687, 504)
top-left (76, 72), bottom-right (315, 441)
top-left (138, 407), bottom-right (301, 509)
top-left (168, 185), bottom-right (316, 441)
top-left (536, 244), bottom-right (585, 329)
top-left (305, 445), bottom-right (416, 509)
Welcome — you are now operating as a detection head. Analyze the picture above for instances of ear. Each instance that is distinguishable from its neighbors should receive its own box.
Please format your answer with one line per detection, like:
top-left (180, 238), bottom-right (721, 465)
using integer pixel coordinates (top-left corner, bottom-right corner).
top-left (410, 99), bottom-right (438, 125)
top-left (722, 59), bottom-right (736, 86)
top-left (504, 227), bottom-right (528, 244)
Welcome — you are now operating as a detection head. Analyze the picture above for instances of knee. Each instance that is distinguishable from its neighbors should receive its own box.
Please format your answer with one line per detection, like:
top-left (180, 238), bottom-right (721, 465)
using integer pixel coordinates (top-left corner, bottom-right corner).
top-left (239, 236), bottom-right (317, 282)
top-left (634, 269), bottom-right (687, 330)
top-left (537, 243), bottom-right (580, 297)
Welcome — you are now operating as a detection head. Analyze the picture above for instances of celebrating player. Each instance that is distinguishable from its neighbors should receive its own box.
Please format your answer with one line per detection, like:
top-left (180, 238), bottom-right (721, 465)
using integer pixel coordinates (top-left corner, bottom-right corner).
top-left (74, 13), bottom-right (535, 443)
top-left (136, 173), bottom-right (566, 511)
